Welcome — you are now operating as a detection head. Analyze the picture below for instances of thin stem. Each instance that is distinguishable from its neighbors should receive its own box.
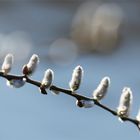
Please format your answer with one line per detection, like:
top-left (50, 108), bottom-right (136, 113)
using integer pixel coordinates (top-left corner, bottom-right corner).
top-left (0, 72), bottom-right (23, 80)
top-left (50, 85), bottom-right (140, 130)
top-left (50, 85), bottom-right (91, 100)
top-left (25, 76), bottom-right (41, 87)
top-left (94, 100), bottom-right (117, 116)
top-left (0, 72), bottom-right (140, 131)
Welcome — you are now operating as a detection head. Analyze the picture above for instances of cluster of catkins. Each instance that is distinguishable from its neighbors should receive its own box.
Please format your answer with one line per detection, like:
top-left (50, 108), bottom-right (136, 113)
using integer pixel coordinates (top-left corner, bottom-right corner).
top-left (1, 54), bottom-right (140, 124)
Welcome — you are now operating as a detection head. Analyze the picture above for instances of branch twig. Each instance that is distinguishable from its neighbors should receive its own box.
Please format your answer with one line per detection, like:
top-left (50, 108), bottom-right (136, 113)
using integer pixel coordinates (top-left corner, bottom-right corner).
top-left (0, 72), bottom-right (139, 131)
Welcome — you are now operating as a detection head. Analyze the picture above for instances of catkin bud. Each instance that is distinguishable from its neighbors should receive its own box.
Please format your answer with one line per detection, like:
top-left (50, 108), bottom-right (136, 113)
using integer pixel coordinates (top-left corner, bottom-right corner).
top-left (117, 87), bottom-right (133, 118)
top-left (76, 100), bottom-right (94, 108)
top-left (1, 54), bottom-right (14, 75)
top-left (41, 69), bottom-right (54, 89)
top-left (93, 77), bottom-right (110, 101)
top-left (136, 109), bottom-right (140, 122)
top-left (22, 54), bottom-right (39, 75)
top-left (69, 65), bottom-right (83, 91)
top-left (6, 78), bottom-right (26, 88)
top-left (39, 87), bottom-right (48, 95)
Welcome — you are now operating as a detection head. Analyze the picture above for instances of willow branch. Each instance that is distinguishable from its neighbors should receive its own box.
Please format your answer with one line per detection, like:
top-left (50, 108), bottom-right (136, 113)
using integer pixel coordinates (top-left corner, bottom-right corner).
top-left (50, 85), bottom-right (140, 130)
top-left (0, 72), bottom-right (140, 131)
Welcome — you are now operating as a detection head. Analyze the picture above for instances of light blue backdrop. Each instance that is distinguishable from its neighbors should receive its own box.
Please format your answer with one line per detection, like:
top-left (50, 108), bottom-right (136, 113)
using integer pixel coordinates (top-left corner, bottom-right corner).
top-left (0, 1), bottom-right (140, 140)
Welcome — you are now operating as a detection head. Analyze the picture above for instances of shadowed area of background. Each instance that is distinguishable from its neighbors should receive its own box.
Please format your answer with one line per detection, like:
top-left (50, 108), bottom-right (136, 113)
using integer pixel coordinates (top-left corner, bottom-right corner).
top-left (0, 0), bottom-right (140, 140)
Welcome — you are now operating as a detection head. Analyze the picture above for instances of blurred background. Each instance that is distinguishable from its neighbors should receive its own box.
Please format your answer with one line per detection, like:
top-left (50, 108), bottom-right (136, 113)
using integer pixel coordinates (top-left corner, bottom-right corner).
top-left (0, 0), bottom-right (140, 139)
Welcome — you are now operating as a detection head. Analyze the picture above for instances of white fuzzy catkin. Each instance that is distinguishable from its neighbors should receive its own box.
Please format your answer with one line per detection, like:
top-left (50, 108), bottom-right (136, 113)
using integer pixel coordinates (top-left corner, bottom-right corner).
top-left (93, 77), bottom-right (110, 101)
top-left (76, 100), bottom-right (94, 108)
top-left (6, 78), bottom-right (26, 88)
top-left (1, 54), bottom-right (14, 74)
top-left (26, 54), bottom-right (39, 74)
top-left (136, 109), bottom-right (140, 122)
top-left (41, 69), bottom-right (54, 88)
top-left (117, 87), bottom-right (133, 117)
top-left (69, 65), bottom-right (83, 91)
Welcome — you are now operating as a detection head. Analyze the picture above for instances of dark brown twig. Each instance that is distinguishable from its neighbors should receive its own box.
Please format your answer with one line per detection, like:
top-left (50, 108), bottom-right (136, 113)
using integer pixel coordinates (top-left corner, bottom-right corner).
top-left (0, 72), bottom-right (139, 131)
